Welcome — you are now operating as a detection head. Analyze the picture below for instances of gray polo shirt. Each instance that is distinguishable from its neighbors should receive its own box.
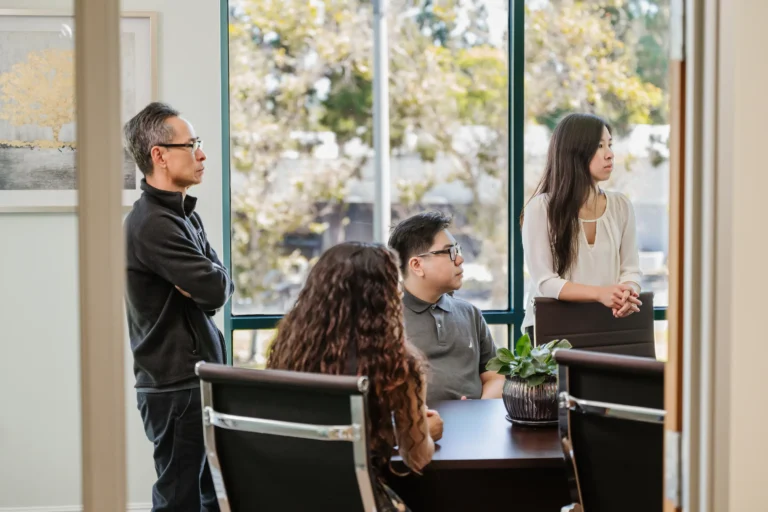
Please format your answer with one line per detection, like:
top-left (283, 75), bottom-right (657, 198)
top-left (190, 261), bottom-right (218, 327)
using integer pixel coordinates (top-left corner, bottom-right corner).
top-left (402, 290), bottom-right (496, 404)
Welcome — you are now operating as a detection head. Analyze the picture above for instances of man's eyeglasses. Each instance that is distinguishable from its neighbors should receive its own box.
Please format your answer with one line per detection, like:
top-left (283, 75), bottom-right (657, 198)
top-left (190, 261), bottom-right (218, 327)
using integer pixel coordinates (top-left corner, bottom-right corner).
top-left (157, 139), bottom-right (203, 152)
top-left (417, 243), bottom-right (462, 262)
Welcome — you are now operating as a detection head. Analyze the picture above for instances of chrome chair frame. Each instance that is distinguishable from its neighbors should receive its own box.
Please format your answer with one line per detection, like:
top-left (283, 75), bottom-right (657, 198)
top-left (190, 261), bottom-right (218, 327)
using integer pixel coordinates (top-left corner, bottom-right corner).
top-left (197, 361), bottom-right (378, 512)
top-left (559, 392), bottom-right (666, 425)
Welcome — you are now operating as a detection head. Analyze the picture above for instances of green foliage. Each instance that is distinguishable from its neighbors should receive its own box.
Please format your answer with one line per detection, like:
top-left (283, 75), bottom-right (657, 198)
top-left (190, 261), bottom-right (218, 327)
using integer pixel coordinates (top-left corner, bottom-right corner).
top-left (320, 68), bottom-right (374, 146)
top-left (486, 333), bottom-right (572, 387)
top-left (525, 1), bottom-right (664, 136)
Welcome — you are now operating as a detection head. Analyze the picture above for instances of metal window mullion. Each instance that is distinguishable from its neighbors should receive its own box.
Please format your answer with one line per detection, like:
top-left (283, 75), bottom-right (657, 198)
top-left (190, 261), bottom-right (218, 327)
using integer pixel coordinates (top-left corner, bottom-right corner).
top-left (509, 0), bottom-right (526, 348)
top-left (221, 0), bottom-right (234, 363)
top-left (372, 0), bottom-right (391, 243)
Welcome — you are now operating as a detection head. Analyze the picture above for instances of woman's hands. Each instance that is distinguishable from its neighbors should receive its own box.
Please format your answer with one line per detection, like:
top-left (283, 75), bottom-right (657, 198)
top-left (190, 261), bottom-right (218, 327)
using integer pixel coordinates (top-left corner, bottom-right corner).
top-left (596, 284), bottom-right (642, 318)
top-left (613, 287), bottom-right (642, 318)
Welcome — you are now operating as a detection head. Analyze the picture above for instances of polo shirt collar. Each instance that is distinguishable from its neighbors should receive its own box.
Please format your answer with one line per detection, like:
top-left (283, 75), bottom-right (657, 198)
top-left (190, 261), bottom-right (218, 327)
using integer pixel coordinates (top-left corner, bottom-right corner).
top-left (402, 289), bottom-right (453, 313)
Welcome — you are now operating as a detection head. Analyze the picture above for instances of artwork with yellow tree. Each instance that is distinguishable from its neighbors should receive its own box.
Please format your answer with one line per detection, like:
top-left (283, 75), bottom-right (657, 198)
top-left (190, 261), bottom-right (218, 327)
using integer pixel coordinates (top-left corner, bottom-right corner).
top-left (0, 48), bottom-right (75, 149)
top-left (0, 11), bottom-right (154, 210)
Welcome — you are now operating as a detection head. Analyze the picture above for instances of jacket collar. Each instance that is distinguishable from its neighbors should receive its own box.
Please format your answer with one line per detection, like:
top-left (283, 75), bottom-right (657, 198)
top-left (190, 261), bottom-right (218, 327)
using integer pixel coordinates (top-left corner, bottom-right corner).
top-left (402, 288), bottom-right (453, 313)
top-left (141, 179), bottom-right (197, 218)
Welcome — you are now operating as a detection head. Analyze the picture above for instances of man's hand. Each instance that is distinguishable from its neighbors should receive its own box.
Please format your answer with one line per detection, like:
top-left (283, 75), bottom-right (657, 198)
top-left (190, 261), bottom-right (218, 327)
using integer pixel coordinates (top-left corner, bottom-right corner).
top-left (175, 285), bottom-right (192, 298)
top-left (426, 409), bottom-right (444, 442)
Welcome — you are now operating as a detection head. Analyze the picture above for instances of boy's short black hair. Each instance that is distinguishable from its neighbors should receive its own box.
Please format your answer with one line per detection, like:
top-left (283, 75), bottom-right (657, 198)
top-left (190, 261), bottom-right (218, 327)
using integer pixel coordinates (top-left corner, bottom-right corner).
top-left (387, 211), bottom-right (452, 273)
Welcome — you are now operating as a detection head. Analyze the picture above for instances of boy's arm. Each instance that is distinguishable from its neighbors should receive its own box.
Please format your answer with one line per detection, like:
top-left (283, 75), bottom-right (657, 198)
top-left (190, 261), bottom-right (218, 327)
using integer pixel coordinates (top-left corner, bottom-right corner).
top-left (480, 371), bottom-right (505, 399)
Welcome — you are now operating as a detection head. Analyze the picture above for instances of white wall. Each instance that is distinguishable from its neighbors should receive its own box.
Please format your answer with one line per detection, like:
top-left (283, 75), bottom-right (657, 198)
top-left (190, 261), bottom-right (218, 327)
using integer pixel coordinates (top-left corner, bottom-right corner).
top-left (0, 0), bottom-right (223, 509)
top-left (718, 0), bottom-right (768, 509)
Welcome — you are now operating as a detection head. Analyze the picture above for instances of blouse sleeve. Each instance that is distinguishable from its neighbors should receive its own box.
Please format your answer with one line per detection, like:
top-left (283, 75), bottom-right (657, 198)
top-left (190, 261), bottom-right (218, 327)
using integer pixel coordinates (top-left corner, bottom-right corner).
top-left (616, 193), bottom-right (643, 291)
top-left (522, 195), bottom-right (568, 299)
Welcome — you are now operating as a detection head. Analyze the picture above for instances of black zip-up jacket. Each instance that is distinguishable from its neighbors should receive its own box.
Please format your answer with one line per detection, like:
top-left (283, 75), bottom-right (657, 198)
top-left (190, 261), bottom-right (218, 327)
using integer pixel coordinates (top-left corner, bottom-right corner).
top-left (124, 180), bottom-right (234, 389)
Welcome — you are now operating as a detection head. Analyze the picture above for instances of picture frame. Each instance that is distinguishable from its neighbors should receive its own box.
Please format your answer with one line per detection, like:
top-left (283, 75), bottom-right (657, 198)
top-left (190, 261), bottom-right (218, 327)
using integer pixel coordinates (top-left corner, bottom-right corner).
top-left (0, 9), bottom-right (157, 212)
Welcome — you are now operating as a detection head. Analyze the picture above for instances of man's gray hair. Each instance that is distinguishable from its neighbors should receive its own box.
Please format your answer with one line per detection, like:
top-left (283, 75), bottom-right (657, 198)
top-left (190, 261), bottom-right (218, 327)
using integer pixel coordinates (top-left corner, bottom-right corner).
top-left (124, 102), bottom-right (179, 176)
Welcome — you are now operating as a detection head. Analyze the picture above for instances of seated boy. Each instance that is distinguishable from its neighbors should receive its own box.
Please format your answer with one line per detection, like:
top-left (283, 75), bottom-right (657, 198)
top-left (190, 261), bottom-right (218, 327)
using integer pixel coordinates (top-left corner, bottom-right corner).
top-left (388, 211), bottom-right (504, 404)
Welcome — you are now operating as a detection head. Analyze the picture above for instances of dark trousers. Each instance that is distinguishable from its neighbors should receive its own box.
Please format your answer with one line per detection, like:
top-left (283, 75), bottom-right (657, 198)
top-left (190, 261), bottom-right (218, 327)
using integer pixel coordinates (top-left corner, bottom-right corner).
top-left (137, 388), bottom-right (219, 512)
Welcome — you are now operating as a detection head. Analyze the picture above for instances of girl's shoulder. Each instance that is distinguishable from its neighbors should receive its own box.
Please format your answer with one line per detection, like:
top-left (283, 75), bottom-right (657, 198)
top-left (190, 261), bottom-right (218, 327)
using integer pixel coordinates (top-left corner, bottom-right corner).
top-left (526, 193), bottom-right (549, 209)
top-left (604, 189), bottom-right (629, 202)
top-left (523, 193), bottom-right (550, 221)
top-left (604, 190), bottom-right (635, 218)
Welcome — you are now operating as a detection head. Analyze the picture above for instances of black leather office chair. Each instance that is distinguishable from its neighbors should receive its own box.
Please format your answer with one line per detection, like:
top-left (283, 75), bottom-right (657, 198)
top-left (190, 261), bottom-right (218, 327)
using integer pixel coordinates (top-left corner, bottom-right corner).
top-left (554, 349), bottom-right (665, 512)
top-left (534, 291), bottom-right (656, 357)
top-left (195, 361), bottom-right (378, 512)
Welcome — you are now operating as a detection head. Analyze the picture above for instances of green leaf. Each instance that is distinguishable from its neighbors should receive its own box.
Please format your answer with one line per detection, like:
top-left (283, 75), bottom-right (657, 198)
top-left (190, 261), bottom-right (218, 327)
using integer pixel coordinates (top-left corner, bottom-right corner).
top-left (531, 358), bottom-right (548, 374)
top-left (527, 375), bottom-right (546, 387)
top-left (531, 345), bottom-right (549, 364)
top-left (515, 333), bottom-right (532, 358)
top-left (546, 338), bottom-right (572, 351)
top-left (518, 360), bottom-right (536, 379)
top-left (496, 347), bottom-right (515, 364)
top-left (542, 339), bottom-right (573, 363)
top-left (485, 358), bottom-right (505, 372)
top-left (497, 364), bottom-right (513, 376)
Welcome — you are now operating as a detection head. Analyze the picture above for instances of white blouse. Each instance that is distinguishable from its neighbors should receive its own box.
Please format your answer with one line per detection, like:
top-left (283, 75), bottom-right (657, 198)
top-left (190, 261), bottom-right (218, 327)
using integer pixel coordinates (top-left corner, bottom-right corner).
top-left (521, 190), bottom-right (642, 330)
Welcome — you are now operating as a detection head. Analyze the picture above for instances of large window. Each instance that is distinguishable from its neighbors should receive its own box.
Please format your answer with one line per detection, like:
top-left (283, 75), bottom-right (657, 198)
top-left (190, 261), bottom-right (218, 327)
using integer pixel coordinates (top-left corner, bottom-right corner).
top-left (223, 0), bottom-right (670, 368)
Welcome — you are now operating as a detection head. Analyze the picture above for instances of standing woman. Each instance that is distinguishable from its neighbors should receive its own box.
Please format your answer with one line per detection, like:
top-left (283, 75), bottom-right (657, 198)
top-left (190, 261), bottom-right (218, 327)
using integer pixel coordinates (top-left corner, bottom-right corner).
top-left (521, 113), bottom-right (643, 340)
top-left (267, 242), bottom-right (442, 512)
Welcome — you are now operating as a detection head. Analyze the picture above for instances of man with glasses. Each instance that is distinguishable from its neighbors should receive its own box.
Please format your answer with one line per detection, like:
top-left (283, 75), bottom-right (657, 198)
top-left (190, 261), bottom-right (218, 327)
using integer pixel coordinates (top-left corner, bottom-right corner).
top-left (388, 212), bottom-right (504, 404)
top-left (123, 102), bottom-right (232, 511)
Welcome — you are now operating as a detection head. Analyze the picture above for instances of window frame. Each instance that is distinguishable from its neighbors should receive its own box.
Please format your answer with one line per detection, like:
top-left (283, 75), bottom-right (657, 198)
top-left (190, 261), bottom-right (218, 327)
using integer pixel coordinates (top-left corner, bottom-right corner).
top-left (219, 0), bottom-right (667, 362)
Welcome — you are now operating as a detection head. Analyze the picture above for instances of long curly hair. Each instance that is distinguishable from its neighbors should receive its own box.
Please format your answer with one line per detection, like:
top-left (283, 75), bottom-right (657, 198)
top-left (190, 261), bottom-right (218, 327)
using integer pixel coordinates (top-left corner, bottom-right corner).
top-left (266, 242), bottom-right (427, 470)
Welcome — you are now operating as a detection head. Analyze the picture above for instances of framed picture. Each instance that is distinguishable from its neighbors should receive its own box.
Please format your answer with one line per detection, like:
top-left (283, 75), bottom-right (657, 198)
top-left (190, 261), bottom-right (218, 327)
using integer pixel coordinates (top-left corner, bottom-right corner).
top-left (0, 10), bottom-right (157, 212)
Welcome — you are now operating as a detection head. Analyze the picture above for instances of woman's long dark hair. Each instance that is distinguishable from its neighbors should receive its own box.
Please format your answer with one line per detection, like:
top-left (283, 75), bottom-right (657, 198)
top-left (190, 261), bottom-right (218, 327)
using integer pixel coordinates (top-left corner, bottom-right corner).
top-left (266, 242), bottom-right (426, 471)
top-left (522, 112), bottom-right (611, 277)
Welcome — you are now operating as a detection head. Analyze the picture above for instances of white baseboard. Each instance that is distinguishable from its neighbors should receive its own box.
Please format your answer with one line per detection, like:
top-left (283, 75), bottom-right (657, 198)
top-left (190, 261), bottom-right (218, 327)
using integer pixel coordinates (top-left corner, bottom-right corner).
top-left (0, 504), bottom-right (151, 512)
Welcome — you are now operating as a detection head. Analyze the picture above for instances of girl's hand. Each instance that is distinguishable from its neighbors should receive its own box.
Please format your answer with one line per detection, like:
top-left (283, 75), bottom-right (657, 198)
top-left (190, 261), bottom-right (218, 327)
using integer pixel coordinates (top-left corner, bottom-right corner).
top-left (613, 289), bottom-right (642, 318)
top-left (597, 284), bottom-right (637, 309)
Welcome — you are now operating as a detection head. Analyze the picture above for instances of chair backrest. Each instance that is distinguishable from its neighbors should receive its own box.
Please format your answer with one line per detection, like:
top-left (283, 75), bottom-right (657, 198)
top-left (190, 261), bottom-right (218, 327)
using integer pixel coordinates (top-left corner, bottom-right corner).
top-left (534, 292), bottom-right (655, 357)
top-left (554, 349), bottom-right (665, 512)
top-left (195, 362), bottom-right (378, 512)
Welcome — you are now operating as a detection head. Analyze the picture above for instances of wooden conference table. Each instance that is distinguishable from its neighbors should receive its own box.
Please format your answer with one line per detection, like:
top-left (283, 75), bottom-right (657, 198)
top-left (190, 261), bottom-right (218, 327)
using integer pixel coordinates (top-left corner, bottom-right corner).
top-left (385, 398), bottom-right (571, 512)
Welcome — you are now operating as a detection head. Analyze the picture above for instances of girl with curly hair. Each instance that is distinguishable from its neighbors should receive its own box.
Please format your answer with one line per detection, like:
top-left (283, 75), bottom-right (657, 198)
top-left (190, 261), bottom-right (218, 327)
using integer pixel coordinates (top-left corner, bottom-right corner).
top-left (267, 242), bottom-right (441, 511)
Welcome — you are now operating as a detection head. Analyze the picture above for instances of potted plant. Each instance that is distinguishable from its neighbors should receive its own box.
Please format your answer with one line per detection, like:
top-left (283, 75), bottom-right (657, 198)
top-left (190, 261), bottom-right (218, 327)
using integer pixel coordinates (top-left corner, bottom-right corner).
top-left (486, 333), bottom-right (572, 426)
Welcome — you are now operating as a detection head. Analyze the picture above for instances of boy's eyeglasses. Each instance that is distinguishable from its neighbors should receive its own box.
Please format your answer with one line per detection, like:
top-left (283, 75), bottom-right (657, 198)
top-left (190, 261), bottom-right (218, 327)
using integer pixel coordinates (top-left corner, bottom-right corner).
top-left (417, 243), bottom-right (462, 262)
